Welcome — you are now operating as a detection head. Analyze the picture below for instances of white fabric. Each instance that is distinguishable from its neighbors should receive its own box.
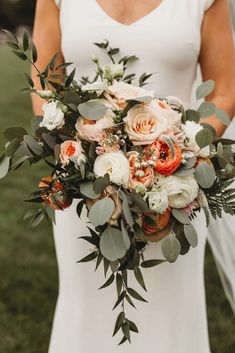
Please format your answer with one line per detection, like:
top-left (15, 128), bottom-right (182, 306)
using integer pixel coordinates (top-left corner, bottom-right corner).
top-left (48, 1), bottom-right (223, 352)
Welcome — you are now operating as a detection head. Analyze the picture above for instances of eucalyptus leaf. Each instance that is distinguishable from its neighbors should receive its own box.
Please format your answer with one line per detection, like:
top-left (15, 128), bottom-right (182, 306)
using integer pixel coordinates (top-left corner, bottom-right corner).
top-left (122, 200), bottom-right (134, 229)
top-left (172, 209), bottom-right (190, 224)
top-left (3, 127), bottom-right (27, 141)
top-left (215, 108), bottom-right (230, 126)
top-left (0, 157), bottom-right (10, 179)
top-left (161, 234), bottom-right (181, 263)
top-left (93, 173), bottom-right (110, 194)
top-left (194, 161), bottom-right (216, 189)
top-left (129, 191), bottom-right (149, 212)
top-left (5, 138), bottom-right (21, 157)
top-left (126, 287), bottom-right (148, 302)
top-left (78, 100), bottom-right (108, 120)
top-left (184, 223), bottom-right (198, 248)
top-left (24, 135), bottom-right (44, 155)
top-left (113, 312), bottom-right (125, 337)
top-left (120, 220), bottom-right (131, 250)
top-left (141, 259), bottom-right (166, 268)
top-left (100, 226), bottom-right (128, 261)
top-left (198, 101), bottom-right (215, 117)
top-left (185, 109), bottom-right (200, 123)
top-left (196, 80), bottom-right (215, 100)
top-left (80, 181), bottom-right (100, 199)
top-left (89, 197), bottom-right (115, 226)
top-left (195, 128), bottom-right (214, 148)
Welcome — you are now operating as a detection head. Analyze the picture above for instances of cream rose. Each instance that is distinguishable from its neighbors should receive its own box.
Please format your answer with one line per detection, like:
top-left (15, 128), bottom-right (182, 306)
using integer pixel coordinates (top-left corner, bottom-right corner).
top-left (94, 151), bottom-right (129, 187)
top-left (40, 101), bottom-right (65, 130)
top-left (150, 99), bottom-right (182, 126)
top-left (161, 175), bottom-right (199, 209)
top-left (144, 189), bottom-right (169, 214)
top-left (124, 104), bottom-right (169, 146)
top-left (181, 121), bottom-right (210, 157)
top-left (108, 80), bottom-right (155, 102)
top-left (75, 109), bottom-right (115, 142)
top-left (59, 140), bottom-right (85, 166)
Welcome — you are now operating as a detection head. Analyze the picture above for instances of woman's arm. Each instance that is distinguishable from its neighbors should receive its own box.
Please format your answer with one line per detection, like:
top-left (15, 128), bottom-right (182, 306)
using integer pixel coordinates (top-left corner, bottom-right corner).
top-left (31, 0), bottom-right (64, 115)
top-left (199, 0), bottom-right (235, 137)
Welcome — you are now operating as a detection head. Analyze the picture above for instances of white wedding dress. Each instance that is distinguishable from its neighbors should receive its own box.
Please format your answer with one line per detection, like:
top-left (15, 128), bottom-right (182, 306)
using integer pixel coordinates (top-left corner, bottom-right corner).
top-left (49, 1), bottom-right (218, 352)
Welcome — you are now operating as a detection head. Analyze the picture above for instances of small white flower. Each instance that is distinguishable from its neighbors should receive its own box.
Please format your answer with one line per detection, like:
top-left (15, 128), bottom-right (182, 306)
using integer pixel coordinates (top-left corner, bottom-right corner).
top-left (36, 90), bottom-right (55, 99)
top-left (40, 101), bottom-right (65, 130)
top-left (182, 121), bottom-right (210, 157)
top-left (145, 189), bottom-right (169, 214)
top-left (135, 170), bottom-right (145, 177)
top-left (101, 64), bottom-right (124, 80)
top-left (94, 151), bottom-right (129, 187)
top-left (161, 175), bottom-right (199, 209)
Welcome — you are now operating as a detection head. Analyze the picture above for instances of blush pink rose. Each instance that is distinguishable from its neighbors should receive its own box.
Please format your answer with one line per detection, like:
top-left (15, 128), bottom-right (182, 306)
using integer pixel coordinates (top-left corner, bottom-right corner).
top-left (59, 140), bottom-right (84, 165)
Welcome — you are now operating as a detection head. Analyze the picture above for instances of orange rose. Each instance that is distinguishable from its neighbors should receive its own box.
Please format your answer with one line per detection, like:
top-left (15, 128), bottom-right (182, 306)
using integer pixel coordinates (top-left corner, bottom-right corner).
top-left (145, 140), bottom-right (182, 176)
top-left (128, 151), bottom-right (154, 189)
top-left (142, 208), bottom-right (171, 235)
top-left (39, 177), bottom-right (72, 210)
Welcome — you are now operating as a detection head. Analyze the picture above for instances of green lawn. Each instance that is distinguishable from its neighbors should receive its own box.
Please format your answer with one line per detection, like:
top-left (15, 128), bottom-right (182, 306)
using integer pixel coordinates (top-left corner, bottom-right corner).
top-left (0, 46), bottom-right (234, 353)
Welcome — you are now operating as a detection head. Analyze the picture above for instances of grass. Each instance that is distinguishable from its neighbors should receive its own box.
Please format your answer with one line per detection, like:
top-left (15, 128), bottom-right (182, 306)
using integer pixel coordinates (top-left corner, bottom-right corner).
top-left (0, 46), bottom-right (234, 353)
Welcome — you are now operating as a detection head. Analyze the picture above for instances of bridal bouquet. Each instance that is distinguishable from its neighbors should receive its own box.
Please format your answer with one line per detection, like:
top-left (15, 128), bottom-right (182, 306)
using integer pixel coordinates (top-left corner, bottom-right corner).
top-left (2, 31), bottom-right (235, 344)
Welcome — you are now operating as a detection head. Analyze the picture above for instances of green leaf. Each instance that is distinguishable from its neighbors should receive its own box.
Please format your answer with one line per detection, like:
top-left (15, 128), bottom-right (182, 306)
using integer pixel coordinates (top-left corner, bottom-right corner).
top-left (195, 128), bottom-right (214, 148)
top-left (77, 251), bottom-right (97, 263)
top-left (78, 99), bottom-right (108, 120)
top-left (217, 142), bottom-right (224, 156)
top-left (172, 209), bottom-right (190, 224)
top-left (196, 80), bottom-right (215, 100)
top-left (128, 320), bottom-right (139, 333)
top-left (198, 101), bottom-right (215, 117)
top-left (23, 135), bottom-right (44, 155)
top-left (194, 161), bottom-right (216, 188)
top-left (129, 191), bottom-right (149, 212)
top-left (12, 50), bottom-right (27, 61)
top-left (215, 108), bottom-right (230, 126)
top-left (3, 126), bottom-right (27, 141)
top-left (76, 200), bottom-right (84, 218)
top-left (89, 197), bottom-right (115, 226)
top-left (134, 267), bottom-right (147, 291)
top-left (5, 138), bottom-right (21, 157)
top-left (80, 181), bottom-right (100, 199)
top-left (23, 31), bottom-right (29, 51)
top-left (185, 109), bottom-right (200, 123)
top-left (24, 72), bottom-right (34, 88)
top-left (45, 206), bottom-right (55, 223)
top-left (99, 273), bottom-right (115, 289)
top-left (126, 287), bottom-right (148, 302)
top-left (31, 42), bottom-right (38, 63)
top-left (6, 41), bottom-right (19, 50)
top-left (100, 226), bottom-right (128, 261)
top-left (122, 322), bottom-right (131, 342)
top-left (184, 223), bottom-right (198, 248)
top-left (113, 311), bottom-right (125, 336)
top-left (42, 133), bottom-right (57, 149)
top-left (0, 157), bottom-right (10, 179)
top-left (161, 234), bottom-right (181, 263)
top-left (116, 273), bottom-right (123, 296)
top-left (125, 294), bottom-right (136, 308)
top-left (141, 259), bottom-right (166, 268)
top-left (113, 290), bottom-right (126, 310)
top-left (49, 52), bottom-right (59, 70)
top-left (93, 173), bottom-right (110, 194)
top-left (65, 68), bottom-right (76, 86)
top-left (120, 221), bottom-right (131, 251)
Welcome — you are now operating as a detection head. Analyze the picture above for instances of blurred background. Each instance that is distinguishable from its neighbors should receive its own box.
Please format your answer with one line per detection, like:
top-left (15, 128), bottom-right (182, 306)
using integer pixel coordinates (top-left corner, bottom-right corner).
top-left (0, 1), bottom-right (235, 352)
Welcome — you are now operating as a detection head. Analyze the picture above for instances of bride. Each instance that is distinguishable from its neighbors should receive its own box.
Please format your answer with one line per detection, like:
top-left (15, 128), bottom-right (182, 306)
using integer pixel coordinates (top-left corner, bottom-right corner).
top-left (31, 1), bottom-right (235, 352)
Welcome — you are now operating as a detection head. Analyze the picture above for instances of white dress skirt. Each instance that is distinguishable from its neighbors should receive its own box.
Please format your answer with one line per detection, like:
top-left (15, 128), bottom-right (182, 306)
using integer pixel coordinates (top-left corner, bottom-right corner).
top-left (49, 1), bottom-right (217, 352)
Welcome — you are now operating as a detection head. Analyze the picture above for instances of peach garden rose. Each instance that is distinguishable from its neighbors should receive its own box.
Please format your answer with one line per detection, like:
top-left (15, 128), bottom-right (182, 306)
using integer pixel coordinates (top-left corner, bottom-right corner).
top-left (59, 140), bottom-right (85, 166)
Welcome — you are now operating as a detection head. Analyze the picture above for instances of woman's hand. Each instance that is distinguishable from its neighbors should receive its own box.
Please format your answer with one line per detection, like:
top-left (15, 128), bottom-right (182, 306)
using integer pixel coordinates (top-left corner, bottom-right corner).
top-left (199, 0), bottom-right (235, 137)
top-left (31, 0), bottom-right (64, 115)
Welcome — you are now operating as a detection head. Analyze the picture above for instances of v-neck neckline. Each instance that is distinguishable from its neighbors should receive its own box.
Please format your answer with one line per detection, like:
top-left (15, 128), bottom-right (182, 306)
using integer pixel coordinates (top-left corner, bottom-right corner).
top-left (94, 0), bottom-right (169, 27)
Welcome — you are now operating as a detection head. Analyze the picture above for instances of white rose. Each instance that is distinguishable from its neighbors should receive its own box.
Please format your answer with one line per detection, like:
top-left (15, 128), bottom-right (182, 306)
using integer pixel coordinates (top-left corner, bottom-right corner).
top-left (161, 175), bottom-right (199, 209)
top-left (182, 121), bottom-right (210, 157)
top-left (94, 151), bottom-right (129, 187)
top-left (40, 101), bottom-right (65, 130)
top-left (123, 104), bottom-right (169, 146)
top-left (102, 64), bottom-right (124, 80)
top-left (145, 189), bottom-right (169, 214)
top-left (107, 80), bottom-right (155, 101)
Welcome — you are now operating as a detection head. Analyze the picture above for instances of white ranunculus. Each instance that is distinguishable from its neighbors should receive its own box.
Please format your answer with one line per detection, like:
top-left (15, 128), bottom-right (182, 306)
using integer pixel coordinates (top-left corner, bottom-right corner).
top-left (40, 101), bottom-right (65, 130)
top-left (182, 121), bottom-right (210, 157)
top-left (145, 189), bottom-right (169, 214)
top-left (94, 151), bottom-right (129, 187)
top-left (161, 175), bottom-right (199, 209)
top-left (36, 90), bottom-right (55, 99)
top-left (107, 80), bottom-right (155, 101)
top-left (102, 64), bottom-right (124, 80)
